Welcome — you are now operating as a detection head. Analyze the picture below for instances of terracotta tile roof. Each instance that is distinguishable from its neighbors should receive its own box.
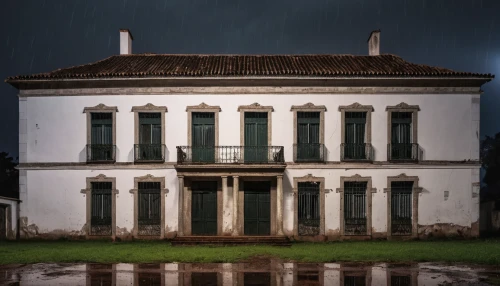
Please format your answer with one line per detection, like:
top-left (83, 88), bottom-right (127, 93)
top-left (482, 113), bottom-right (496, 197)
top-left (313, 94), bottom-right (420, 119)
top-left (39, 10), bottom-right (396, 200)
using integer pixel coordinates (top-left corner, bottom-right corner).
top-left (6, 54), bottom-right (494, 80)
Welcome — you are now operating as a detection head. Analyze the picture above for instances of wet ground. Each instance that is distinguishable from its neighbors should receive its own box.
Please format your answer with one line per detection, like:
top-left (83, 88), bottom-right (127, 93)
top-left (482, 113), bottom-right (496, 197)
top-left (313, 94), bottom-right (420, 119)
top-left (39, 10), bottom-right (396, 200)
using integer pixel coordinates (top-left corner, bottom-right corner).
top-left (1, 260), bottom-right (499, 285)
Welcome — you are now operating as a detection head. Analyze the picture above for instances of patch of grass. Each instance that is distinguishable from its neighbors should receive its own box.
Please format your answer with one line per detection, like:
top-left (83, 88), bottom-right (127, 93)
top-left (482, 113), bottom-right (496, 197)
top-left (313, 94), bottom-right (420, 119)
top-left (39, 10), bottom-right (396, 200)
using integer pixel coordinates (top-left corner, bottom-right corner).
top-left (1, 239), bottom-right (500, 265)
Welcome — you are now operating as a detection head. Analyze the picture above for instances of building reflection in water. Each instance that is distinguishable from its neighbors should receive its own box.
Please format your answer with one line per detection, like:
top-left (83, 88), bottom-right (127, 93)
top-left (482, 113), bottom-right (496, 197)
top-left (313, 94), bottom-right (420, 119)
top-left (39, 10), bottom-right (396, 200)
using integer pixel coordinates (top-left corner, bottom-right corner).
top-left (0, 261), bottom-right (487, 285)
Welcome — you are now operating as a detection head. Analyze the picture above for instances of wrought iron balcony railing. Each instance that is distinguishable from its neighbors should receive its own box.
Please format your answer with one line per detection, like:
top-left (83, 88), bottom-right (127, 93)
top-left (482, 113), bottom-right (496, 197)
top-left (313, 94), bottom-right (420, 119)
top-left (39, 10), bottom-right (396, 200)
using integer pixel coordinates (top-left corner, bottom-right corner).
top-left (341, 143), bottom-right (374, 161)
top-left (387, 143), bottom-right (420, 162)
top-left (86, 144), bottom-right (116, 163)
top-left (293, 143), bottom-right (326, 163)
top-left (176, 146), bottom-right (285, 164)
top-left (134, 144), bottom-right (166, 163)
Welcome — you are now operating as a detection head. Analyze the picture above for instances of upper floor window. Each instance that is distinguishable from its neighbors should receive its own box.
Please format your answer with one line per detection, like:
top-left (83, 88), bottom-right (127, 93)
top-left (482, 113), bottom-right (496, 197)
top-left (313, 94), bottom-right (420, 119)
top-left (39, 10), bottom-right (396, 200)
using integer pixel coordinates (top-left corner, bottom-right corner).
top-left (296, 112), bottom-right (321, 162)
top-left (386, 103), bottom-right (421, 162)
top-left (339, 103), bottom-right (374, 162)
top-left (291, 103), bottom-right (326, 163)
top-left (192, 112), bottom-right (215, 163)
top-left (83, 104), bottom-right (117, 163)
top-left (132, 103), bottom-right (167, 163)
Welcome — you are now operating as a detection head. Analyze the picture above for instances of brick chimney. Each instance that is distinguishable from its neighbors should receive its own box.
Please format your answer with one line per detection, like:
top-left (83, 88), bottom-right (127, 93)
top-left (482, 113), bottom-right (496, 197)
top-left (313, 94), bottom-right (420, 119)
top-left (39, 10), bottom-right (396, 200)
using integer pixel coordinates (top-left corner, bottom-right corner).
top-left (367, 30), bottom-right (380, 56)
top-left (120, 29), bottom-right (133, 55)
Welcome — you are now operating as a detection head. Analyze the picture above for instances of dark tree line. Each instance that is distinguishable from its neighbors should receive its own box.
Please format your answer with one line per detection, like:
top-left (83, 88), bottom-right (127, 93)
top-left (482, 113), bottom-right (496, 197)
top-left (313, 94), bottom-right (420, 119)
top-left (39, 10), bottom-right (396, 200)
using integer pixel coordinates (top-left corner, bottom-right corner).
top-left (0, 152), bottom-right (18, 199)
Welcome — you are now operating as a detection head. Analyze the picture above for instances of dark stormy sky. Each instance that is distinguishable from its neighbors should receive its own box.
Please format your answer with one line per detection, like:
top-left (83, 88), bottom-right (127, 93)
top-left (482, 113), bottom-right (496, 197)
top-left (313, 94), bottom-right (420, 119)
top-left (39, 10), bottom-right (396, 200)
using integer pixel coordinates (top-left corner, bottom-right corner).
top-left (1, 0), bottom-right (499, 157)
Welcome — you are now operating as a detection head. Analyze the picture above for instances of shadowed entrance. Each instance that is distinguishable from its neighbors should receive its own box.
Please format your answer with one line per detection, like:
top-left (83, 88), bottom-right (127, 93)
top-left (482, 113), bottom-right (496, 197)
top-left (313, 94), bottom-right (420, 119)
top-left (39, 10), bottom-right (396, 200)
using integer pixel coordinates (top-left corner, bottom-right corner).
top-left (191, 181), bottom-right (218, 235)
top-left (244, 181), bottom-right (271, 236)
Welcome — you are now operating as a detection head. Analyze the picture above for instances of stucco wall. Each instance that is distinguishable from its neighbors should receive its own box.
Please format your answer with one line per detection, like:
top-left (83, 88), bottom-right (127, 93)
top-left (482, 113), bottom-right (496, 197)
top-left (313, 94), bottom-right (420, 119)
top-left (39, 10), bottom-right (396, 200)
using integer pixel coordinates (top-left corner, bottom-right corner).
top-left (24, 93), bottom-right (478, 163)
top-left (22, 168), bottom-right (477, 239)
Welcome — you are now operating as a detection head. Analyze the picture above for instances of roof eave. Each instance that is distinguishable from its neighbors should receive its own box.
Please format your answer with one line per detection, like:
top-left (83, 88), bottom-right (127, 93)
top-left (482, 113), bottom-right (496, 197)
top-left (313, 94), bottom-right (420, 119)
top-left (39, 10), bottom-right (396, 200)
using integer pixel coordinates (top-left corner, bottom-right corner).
top-left (5, 75), bottom-right (494, 91)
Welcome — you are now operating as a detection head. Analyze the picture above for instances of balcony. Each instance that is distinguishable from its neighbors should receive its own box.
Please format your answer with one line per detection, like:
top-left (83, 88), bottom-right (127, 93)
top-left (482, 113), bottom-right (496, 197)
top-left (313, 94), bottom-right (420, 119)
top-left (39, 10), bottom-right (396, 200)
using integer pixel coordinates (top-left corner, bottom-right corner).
top-left (176, 146), bottom-right (285, 164)
top-left (293, 143), bottom-right (326, 163)
top-left (134, 144), bottom-right (166, 163)
top-left (387, 143), bottom-right (420, 162)
top-left (86, 144), bottom-right (116, 163)
top-left (341, 143), bottom-right (374, 162)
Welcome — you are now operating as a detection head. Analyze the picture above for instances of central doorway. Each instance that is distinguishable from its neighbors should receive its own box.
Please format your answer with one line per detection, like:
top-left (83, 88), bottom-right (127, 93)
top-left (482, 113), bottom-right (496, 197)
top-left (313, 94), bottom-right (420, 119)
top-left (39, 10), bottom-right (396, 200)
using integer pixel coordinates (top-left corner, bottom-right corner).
top-left (191, 181), bottom-right (218, 235)
top-left (244, 182), bottom-right (271, 236)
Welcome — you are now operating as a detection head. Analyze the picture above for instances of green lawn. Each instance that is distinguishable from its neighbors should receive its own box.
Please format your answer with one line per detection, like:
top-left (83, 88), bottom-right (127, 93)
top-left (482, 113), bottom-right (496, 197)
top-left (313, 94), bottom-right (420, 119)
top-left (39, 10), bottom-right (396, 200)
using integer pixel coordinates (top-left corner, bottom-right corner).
top-left (1, 239), bottom-right (500, 265)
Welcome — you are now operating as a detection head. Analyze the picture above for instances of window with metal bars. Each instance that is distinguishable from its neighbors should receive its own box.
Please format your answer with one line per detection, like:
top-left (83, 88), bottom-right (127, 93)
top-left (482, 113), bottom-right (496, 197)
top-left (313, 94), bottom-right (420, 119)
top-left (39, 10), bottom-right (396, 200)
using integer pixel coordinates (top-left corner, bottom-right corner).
top-left (391, 181), bottom-right (413, 235)
top-left (297, 182), bottom-right (320, 236)
top-left (344, 112), bottom-right (367, 159)
top-left (297, 112), bottom-right (321, 161)
top-left (90, 182), bottom-right (112, 236)
top-left (344, 181), bottom-right (367, 235)
top-left (138, 182), bottom-right (161, 236)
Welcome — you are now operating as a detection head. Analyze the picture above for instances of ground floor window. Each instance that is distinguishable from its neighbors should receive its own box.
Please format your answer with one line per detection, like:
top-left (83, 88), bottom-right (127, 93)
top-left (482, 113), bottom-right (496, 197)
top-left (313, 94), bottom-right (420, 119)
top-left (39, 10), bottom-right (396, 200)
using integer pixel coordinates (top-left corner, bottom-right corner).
top-left (138, 182), bottom-right (161, 236)
top-left (344, 181), bottom-right (367, 235)
top-left (90, 182), bottom-right (112, 236)
top-left (298, 182), bottom-right (320, 236)
top-left (390, 181), bottom-right (413, 236)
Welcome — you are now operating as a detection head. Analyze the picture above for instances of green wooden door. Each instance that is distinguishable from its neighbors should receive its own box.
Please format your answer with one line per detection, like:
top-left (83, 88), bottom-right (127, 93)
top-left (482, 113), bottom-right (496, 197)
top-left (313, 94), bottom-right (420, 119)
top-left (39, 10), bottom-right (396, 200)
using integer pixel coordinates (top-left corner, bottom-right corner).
top-left (191, 182), bottom-right (217, 235)
top-left (244, 112), bottom-right (268, 163)
top-left (192, 112), bottom-right (215, 163)
top-left (244, 182), bottom-right (271, 235)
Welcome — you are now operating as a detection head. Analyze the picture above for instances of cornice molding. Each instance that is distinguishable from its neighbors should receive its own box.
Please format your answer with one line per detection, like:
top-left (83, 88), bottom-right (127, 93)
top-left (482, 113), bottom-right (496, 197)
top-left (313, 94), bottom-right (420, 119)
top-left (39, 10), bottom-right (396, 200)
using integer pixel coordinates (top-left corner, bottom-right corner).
top-left (237, 102), bottom-right (274, 112)
top-left (131, 103), bottom-right (167, 112)
top-left (338, 102), bottom-right (374, 111)
top-left (83, 103), bottom-right (118, 113)
top-left (290, 102), bottom-right (327, 111)
top-left (386, 102), bottom-right (421, 111)
top-left (186, 102), bottom-right (221, 112)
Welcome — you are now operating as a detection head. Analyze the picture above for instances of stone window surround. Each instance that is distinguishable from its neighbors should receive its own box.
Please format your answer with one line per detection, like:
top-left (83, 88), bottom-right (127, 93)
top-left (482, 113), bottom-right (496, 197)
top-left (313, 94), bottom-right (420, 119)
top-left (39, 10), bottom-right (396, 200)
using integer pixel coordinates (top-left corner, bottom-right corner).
top-left (338, 102), bottom-right (374, 145)
top-left (291, 103), bottom-right (327, 162)
top-left (336, 174), bottom-right (376, 237)
top-left (238, 103), bottom-right (274, 147)
top-left (131, 103), bottom-right (168, 146)
top-left (186, 102), bottom-right (221, 147)
top-left (293, 174), bottom-right (326, 237)
top-left (385, 102), bottom-right (420, 146)
top-left (129, 174), bottom-right (168, 239)
top-left (182, 177), bottom-right (223, 236)
top-left (384, 173), bottom-right (422, 238)
top-left (83, 104), bottom-right (118, 146)
top-left (80, 174), bottom-right (118, 239)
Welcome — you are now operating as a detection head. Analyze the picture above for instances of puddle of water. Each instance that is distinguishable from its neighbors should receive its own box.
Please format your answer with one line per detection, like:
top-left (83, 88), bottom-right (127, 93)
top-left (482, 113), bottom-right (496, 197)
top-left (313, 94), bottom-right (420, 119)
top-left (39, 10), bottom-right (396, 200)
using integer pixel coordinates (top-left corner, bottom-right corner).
top-left (0, 261), bottom-right (499, 285)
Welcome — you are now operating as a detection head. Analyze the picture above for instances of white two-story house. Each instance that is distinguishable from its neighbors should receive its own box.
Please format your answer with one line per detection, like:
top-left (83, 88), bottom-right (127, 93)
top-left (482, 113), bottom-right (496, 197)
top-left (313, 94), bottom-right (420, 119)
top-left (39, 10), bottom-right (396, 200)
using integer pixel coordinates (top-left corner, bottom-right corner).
top-left (5, 29), bottom-right (493, 241)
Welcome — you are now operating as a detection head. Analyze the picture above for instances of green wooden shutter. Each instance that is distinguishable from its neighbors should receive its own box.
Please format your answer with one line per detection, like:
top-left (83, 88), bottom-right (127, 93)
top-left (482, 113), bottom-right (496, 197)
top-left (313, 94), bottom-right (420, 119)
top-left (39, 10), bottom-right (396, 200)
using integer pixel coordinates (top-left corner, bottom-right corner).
top-left (391, 112), bottom-right (412, 159)
top-left (344, 112), bottom-right (366, 159)
top-left (297, 112), bottom-right (320, 160)
top-left (90, 113), bottom-right (113, 161)
top-left (244, 112), bottom-right (268, 163)
top-left (192, 113), bottom-right (215, 162)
